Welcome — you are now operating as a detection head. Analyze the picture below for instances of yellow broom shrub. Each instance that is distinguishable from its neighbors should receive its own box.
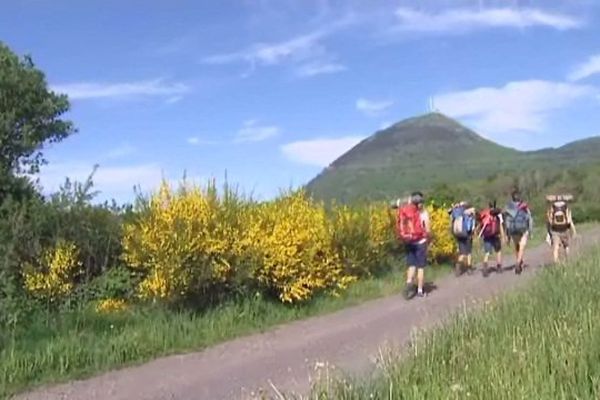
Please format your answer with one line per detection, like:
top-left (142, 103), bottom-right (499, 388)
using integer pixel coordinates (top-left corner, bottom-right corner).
top-left (23, 240), bottom-right (82, 304)
top-left (122, 181), bottom-right (250, 302)
top-left (95, 298), bottom-right (128, 314)
top-left (248, 190), bottom-right (354, 303)
top-left (426, 204), bottom-right (454, 263)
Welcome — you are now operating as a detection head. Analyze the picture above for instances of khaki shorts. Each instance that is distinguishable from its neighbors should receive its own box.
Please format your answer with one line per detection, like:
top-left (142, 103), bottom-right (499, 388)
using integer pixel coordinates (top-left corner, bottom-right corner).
top-left (511, 232), bottom-right (529, 249)
top-left (551, 230), bottom-right (570, 248)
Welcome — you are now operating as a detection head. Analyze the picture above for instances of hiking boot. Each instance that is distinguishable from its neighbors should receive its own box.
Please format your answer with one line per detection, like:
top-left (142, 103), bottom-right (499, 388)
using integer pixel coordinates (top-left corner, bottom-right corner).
top-left (496, 264), bottom-right (503, 273)
top-left (515, 261), bottom-right (523, 275)
top-left (466, 265), bottom-right (474, 275)
top-left (403, 283), bottom-right (417, 300)
top-left (417, 290), bottom-right (427, 298)
top-left (482, 263), bottom-right (489, 278)
top-left (454, 262), bottom-right (463, 277)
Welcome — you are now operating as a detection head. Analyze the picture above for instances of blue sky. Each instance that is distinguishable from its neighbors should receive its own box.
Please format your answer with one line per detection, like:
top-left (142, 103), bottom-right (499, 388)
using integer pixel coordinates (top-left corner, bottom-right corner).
top-left (2, 0), bottom-right (600, 203)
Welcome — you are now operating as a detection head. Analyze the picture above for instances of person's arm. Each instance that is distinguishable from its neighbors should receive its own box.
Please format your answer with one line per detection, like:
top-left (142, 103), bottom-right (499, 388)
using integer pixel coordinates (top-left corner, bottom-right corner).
top-left (528, 209), bottom-right (534, 237)
top-left (569, 209), bottom-right (577, 237)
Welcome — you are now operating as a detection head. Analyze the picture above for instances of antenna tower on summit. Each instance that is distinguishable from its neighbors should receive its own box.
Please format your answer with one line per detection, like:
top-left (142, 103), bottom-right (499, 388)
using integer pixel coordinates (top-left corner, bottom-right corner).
top-left (428, 96), bottom-right (439, 113)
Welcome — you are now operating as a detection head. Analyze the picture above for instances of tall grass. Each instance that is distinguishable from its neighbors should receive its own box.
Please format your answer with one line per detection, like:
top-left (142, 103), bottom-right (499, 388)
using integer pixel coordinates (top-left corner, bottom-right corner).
top-left (0, 264), bottom-right (449, 399)
top-left (311, 245), bottom-right (600, 399)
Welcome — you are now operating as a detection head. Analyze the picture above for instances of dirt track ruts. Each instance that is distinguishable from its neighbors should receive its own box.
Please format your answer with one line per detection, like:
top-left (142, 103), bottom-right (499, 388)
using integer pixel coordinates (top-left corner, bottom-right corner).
top-left (15, 229), bottom-right (600, 400)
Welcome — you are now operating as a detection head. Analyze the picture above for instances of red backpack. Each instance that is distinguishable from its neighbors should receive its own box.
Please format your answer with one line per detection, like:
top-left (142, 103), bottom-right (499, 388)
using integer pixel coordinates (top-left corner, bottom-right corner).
top-left (396, 203), bottom-right (426, 243)
top-left (480, 208), bottom-right (500, 238)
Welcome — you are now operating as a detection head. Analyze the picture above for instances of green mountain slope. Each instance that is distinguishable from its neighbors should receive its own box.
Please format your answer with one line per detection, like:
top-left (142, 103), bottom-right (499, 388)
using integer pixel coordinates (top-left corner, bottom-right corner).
top-left (306, 113), bottom-right (600, 203)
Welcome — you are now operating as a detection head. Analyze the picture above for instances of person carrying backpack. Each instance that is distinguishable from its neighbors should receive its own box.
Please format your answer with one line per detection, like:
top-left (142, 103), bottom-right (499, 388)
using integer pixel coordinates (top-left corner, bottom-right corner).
top-left (394, 192), bottom-right (430, 300)
top-left (545, 194), bottom-right (577, 263)
top-left (449, 201), bottom-right (476, 276)
top-left (504, 191), bottom-right (533, 274)
top-left (478, 201), bottom-right (505, 277)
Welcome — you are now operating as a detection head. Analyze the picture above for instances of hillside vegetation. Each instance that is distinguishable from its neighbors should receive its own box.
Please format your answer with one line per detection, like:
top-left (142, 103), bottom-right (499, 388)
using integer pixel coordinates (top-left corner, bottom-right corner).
top-left (306, 113), bottom-right (600, 215)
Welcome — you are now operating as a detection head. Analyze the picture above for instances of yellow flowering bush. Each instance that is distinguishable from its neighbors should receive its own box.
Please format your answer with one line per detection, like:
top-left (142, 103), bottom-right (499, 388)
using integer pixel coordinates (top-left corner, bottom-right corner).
top-left (248, 191), bottom-right (354, 303)
top-left (426, 204), bottom-right (454, 263)
top-left (330, 203), bottom-right (396, 277)
top-left (122, 181), bottom-right (250, 303)
top-left (121, 178), bottom-right (454, 305)
top-left (368, 204), bottom-right (397, 262)
top-left (95, 298), bottom-right (128, 314)
top-left (23, 240), bottom-right (82, 304)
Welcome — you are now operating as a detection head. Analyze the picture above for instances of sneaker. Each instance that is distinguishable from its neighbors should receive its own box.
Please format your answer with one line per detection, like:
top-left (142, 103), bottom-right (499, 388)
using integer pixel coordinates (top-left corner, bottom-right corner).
top-left (417, 289), bottom-right (427, 298)
top-left (496, 264), bottom-right (503, 273)
top-left (482, 265), bottom-right (490, 278)
top-left (466, 265), bottom-right (474, 275)
top-left (403, 283), bottom-right (417, 300)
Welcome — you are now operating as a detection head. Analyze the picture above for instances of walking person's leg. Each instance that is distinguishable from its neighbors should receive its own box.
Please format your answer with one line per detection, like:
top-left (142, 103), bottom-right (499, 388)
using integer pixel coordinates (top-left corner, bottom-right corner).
top-left (552, 232), bottom-right (561, 263)
top-left (495, 237), bottom-right (503, 272)
top-left (416, 242), bottom-right (428, 297)
top-left (404, 244), bottom-right (418, 299)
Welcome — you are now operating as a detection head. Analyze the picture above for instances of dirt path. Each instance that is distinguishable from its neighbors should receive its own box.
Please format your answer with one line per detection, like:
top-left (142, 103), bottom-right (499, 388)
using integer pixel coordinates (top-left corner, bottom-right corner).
top-left (16, 230), bottom-right (600, 400)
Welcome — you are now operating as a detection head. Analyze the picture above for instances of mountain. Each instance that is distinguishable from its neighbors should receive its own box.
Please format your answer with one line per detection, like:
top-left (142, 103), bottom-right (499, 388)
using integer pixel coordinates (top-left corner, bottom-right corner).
top-left (306, 113), bottom-right (600, 203)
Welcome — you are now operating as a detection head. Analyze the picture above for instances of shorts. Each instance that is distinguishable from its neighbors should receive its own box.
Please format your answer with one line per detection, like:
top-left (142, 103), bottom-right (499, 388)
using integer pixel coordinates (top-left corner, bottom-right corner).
top-left (406, 242), bottom-right (428, 269)
top-left (550, 230), bottom-right (570, 248)
top-left (457, 237), bottom-right (473, 255)
top-left (510, 231), bottom-right (529, 249)
top-left (483, 236), bottom-right (502, 253)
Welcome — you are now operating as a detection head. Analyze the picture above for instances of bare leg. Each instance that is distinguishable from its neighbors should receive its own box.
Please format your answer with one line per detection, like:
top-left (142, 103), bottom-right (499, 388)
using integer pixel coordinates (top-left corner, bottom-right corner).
top-left (417, 268), bottom-right (425, 292)
top-left (406, 266), bottom-right (416, 284)
top-left (553, 239), bottom-right (560, 263)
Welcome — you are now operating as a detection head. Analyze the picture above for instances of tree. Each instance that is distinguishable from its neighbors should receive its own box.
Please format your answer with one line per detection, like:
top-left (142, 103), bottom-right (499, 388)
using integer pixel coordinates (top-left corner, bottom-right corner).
top-left (0, 42), bottom-right (75, 178)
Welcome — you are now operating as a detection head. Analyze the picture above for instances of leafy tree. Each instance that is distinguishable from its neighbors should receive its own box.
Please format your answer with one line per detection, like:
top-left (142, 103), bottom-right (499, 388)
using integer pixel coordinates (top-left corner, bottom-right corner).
top-left (0, 41), bottom-right (74, 182)
top-left (0, 42), bottom-right (75, 327)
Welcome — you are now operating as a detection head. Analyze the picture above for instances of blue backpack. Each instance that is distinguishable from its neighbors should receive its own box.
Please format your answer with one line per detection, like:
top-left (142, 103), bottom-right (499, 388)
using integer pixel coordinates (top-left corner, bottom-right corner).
top-left (505, 201), bottom-right (530, 235)
top-left (451, 206), bottom-right (475, 239)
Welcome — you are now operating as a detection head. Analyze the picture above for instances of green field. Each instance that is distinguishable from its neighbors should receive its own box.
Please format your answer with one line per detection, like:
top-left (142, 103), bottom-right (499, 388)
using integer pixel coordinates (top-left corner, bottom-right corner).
top-left (0, 263), bottom-right (450, 399)
top-left (310, 245), bottom-right (600, 399)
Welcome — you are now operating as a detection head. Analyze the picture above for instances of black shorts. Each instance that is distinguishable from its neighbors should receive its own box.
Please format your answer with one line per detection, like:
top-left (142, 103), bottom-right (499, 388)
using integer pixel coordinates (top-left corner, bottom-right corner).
top-left (457, 237), bottom-right (473, 255)
top-left (483, 236), bottom-right (502, 253)
top-left (406, 242), bottom-right (428, 269)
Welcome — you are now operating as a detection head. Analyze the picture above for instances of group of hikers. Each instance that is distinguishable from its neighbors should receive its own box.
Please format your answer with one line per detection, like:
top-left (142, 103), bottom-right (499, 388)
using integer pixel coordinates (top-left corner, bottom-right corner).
top-left (393, 190), bottom-right (578, 300)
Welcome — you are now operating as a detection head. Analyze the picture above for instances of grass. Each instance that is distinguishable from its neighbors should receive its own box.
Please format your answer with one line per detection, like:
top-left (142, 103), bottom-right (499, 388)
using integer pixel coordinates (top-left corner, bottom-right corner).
top-left (0, 262), bottom-right (450, 399)
top-left (3, 226), bottom-right (588, 399)
top-left (309, 243), bottom-right (600, 399)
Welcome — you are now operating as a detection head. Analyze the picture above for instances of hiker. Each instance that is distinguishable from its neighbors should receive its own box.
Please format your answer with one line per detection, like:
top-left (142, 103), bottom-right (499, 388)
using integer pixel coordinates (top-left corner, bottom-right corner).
top-left (478, 201), bottom-right (505, 277)
top-left (504, 191), bottom-right (533, 274)
top-left (546, 194), bottom-right (577, 263)
top-left (394, 192), bottom-right (430, 299)
top-left (449, 201), bottom-right (476, 276)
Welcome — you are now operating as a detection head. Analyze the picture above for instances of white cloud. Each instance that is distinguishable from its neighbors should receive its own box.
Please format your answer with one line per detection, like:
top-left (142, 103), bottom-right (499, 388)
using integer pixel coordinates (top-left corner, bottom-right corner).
top-left (281, 136), bottom-right (365, 167)
top-left (295, 61), bottom-right (346, 77)
top-left (106, 144), bottom-right (136, 159)
top-left (165, 95), bottom-right (184, 104)
top-left (203, 31), bottom-right (325, 67)
top-left (568, 54), bottom-right (600, 81)
top-left (356, 98), bottom-right (394, 116)
top-left (37, 162), bottom-right (165, 197)
top-left (393, 7), bottom-right (582, 33)
top-left (234, 120), bottom-right (280, 143)
top-left (379, 121), bottom-right (393, 130)
top-left (51, 79), bottom-right (190, 100)
top-left (187, 136), bottom-right (218, 145)
top-left (435, 80), bottom-right (594, 134)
